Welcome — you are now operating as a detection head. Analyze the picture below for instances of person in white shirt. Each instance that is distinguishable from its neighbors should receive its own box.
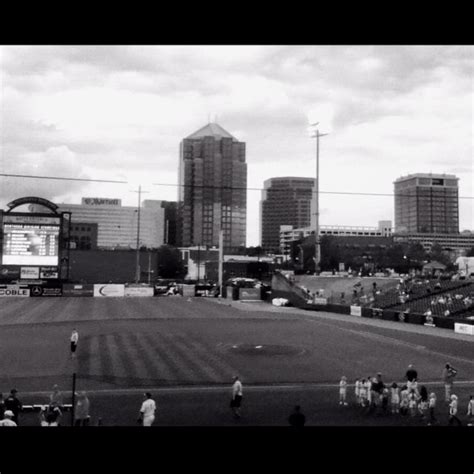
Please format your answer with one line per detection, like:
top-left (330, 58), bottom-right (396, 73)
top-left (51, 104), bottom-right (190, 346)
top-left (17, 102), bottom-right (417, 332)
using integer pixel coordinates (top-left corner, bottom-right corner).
top-left (467, 395), bottom-right (474, 426)
top-left (448, 394), bottom-right (462, 425)
top-left (339, 376), bottom-right (348, 406)
top-left (230, 376), bottom-right (243, 419)
top-left (354, 379), bottom-right (361, 406)
top-left (138, 392), bottom-right (156, 427)
top-left (359, 379), bottom-right (367, 407)
top-left (0, 410), bottom-right (17, 426)
top-left (70, 329), bottom-right (79, 358)
top-left (390, 382), bottom-right (400, 414)
top-left (428, 392), bottom-right (437, 425)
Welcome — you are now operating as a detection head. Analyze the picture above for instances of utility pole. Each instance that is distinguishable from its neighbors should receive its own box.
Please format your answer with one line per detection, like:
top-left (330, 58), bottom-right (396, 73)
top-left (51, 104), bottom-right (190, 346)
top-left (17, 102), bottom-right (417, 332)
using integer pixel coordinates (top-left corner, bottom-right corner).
top-left (309, 123), bottom-right (328, 275)
top-left (148, 251), bottom-right (152, 285)
top-left (130, 185), bottom-right (149, 284)
top-left (218, 230), bottom-right (224, 297)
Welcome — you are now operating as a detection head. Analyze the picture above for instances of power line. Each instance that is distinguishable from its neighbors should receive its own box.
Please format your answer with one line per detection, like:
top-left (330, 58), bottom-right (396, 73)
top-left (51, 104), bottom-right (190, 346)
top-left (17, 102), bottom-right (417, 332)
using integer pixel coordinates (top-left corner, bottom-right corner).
top-left (0, 173), bottom-right (128, 184)
top-left (151, 182), bottom-right (474, 200)
top-left (0, 173), bottom-right (472, 199)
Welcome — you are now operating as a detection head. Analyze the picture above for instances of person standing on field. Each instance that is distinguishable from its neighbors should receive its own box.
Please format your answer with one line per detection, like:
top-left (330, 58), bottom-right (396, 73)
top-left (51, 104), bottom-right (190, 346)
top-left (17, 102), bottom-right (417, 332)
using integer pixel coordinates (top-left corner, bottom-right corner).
top-left (70, 329), bottom-right (79, 358)
top-left (230, 376), bottom-right (243, 419)
top-left (138, 393), bottom-right (156, 427)
top-left (443, 363), bottom-right (457, 403)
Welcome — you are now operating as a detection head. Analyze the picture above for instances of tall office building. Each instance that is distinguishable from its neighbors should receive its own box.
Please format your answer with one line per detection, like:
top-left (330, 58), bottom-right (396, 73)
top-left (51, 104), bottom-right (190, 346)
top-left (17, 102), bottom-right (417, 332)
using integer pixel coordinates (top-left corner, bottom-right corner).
top-left (261, 177), bottom-right (316, 253)
top-left (32, 198), bottom-right (166, 249)
top-left (394, 173), bottom-right (459, 234)
top-left (178, 122), bottom-right (247, 252)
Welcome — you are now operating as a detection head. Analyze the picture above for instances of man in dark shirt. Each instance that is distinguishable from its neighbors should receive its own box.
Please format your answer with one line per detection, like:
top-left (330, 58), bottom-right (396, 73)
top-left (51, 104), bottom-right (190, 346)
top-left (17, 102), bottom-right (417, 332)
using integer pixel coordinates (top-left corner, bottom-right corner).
top-left (288, 405), bottom-right (306, 428)
top-left (4, 389), bottom-right (22, 425)
top-left (406, 364), bottom-right (418, 383)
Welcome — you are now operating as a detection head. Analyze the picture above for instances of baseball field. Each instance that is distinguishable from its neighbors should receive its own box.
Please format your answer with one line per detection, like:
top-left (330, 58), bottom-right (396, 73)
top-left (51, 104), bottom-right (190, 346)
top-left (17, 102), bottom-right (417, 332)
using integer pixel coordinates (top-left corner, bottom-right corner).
top-left (0, 296), bottom-right (473, 426)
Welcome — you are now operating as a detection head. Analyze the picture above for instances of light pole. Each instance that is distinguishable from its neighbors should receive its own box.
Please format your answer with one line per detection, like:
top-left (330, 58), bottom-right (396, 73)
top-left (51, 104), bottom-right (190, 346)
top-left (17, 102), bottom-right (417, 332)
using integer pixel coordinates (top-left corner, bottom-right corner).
top-left (309, 122), bottom-right (328, 274)
top-left (130, 185), bottom-right (149, 284)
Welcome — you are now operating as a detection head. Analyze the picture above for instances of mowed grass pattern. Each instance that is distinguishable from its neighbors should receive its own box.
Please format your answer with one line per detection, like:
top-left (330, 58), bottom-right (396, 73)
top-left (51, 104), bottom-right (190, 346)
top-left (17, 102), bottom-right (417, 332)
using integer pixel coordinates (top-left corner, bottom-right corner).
top-left (0, 297), bottom-right (279, 326)
top-left (78, 331), bottom-right (240, 387)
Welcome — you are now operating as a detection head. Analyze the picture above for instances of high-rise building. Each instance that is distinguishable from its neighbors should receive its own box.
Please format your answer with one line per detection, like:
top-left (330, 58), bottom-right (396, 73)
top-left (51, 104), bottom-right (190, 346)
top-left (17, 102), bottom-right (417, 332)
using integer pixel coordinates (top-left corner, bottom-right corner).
top-left (261, 177), bottom-right (316, 253)
top-left (178, 123), bottom-right (247, 252)
top-left (394, 173), bottom-right (459, 234)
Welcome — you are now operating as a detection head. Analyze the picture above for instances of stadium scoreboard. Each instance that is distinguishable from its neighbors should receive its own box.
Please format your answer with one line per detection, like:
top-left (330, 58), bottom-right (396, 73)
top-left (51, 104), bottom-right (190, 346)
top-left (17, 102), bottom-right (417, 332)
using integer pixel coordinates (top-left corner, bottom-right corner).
top-left (1, 214), bottom-right (61, 266)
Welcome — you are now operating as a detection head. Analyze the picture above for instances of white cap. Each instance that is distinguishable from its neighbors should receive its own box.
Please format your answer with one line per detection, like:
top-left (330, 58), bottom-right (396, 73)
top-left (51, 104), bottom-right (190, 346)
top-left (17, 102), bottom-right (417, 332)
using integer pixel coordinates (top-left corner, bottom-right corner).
top-left (4, 410), bottom-right (14, 418)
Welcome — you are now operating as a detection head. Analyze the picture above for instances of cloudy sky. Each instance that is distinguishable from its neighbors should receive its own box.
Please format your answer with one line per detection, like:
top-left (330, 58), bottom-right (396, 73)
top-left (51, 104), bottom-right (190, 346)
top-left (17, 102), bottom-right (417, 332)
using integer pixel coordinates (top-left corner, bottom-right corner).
top-left (0, 45), bottom-right (472, 245)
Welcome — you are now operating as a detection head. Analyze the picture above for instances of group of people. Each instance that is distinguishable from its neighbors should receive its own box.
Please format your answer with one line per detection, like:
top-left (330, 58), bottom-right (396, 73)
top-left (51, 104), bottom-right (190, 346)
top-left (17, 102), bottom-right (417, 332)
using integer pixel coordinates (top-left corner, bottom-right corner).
top-left (0, 385), bottom-right (91, 427)
top-left (338, 363), bottom-right (474, 426)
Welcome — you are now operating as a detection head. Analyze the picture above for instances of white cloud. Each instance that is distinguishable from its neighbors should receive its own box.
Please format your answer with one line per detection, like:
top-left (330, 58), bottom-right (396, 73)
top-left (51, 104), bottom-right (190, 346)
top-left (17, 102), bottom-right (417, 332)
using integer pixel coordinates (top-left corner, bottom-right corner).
top-left (0, 45), bottom-right (472, 246)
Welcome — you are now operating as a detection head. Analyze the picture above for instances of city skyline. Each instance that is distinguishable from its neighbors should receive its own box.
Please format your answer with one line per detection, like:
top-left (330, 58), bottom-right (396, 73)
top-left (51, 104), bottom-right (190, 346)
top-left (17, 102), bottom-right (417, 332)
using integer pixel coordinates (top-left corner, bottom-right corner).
top-left (0, 45), bottom-right (472, 246)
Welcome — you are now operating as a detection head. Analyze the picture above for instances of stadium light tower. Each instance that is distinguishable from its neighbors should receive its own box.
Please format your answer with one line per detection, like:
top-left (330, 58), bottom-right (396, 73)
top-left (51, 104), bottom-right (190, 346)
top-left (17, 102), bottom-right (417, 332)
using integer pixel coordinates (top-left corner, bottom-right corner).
top-left (309, 122), bottom-right (328, 274)
top-left (130, 185), bottom-right (149, 283)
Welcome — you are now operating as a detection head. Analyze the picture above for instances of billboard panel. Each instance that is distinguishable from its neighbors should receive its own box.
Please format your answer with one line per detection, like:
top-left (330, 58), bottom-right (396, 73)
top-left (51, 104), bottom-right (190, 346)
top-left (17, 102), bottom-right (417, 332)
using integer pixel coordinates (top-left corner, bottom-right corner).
top-left (62, 284), bottom-right (94, 297)
top-left (29, 285), bottom-right (62, 297)
top-left (93, 284), bottom-right (125, 297)
top-left (2, 214), bottom-right (60, 266)
top-left (350, 305), bottom-right (362, 316)
top-left (21, 267), bottom-right (40, 279)
top-left (124, 286), bottom-right (154, 297)
top-left (0, 285), bottom-right (30, 297)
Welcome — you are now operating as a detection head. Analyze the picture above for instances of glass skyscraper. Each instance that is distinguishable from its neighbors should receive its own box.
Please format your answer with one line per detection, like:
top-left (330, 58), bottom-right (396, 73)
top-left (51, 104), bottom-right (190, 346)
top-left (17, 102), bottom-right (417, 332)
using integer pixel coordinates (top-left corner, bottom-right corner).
top-left (394, 173), bottom-right (459, 234)
top-left (261, 177), bottom-right (316, 253)
top-left (178, 123), bottom-right (247, 252)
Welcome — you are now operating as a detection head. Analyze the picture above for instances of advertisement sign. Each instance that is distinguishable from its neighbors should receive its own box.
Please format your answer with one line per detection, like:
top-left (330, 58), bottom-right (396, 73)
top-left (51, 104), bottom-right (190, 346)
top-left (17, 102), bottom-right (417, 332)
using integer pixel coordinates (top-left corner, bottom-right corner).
top-left (313, 297), bottom-right (328, 305)
top-left (2, 214), bottom-right (60, 266)
top-left (0, 266), bottom-right (21, 279)
top-left (29, 285), bottom-right (62, 297)
top-left (239, 288), bottom-right (261, 301)
top-left (0, 285), bottom-right (30, 297)
top-left (350, 305), bottom-right (362, 317)
top-left (93, 284), bottom-right (125, 297)
top-left (181, 285), bottom-right (195, 297)
top-left (454, 323), bottom-right (474, 336)
top-left (82, 198), bottom-right (120, 206)
top-left (124, 286), bottom-right (154, 297)
top-left (40, 267), bottom-right (59, 279)
top-left (21, 267), bottom-right (40, 279)
top-left (62, 284), bottom-right (94, 296)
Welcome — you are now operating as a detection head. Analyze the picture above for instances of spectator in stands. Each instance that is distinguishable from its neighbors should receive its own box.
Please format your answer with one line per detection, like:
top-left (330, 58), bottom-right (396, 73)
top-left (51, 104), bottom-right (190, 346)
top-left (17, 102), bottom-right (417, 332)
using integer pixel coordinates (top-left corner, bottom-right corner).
top-left (448, 394), bottom-right (462, 426)
top-left (4, 389), bottom-right (22, 425)
top-left (49, 384), bottom-right (63, 410)
top-left (435, 282), bottom-right (441, 290)
top-left (70, 329), bottom-right (79, 358)
top-left (444, 310), bottom-right (450, 317)
top-left (443, 363), bottom-right (457, 403)
top-left (74, 391), bottom-right (90, 426)
top-left (288, 405), bottom-right (306, 428)
top-left (0, 410), bottom-right (17, 426)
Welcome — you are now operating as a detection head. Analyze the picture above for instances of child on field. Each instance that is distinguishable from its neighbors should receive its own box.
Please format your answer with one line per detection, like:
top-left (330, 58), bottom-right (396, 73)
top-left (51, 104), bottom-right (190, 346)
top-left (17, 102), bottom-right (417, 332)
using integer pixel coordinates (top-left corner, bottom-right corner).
top-left (390, 382), bottom-right (400, 414)
top-left (448, 394), bottom-right (462, 426)
top-left (400, 387), bottom-right (409, 415)
top-left (354, 379), bottom-right (361, 406)
top-left (467, 395), bottom-right (473, 426)
top-left (382, 387), bottom-right (389, 413)
top-left (365, 377), bottom-right (372, 407)
top-left (428, 392), bottom-right (437, 425)
top-left (418, 386), bottom-right (428, 420)
top-left (359, 379), bottom-right (367, 407)
top-left (339, 376), bottom-right (348, 406)
top-left (408, 390), bottom-right (418, 417)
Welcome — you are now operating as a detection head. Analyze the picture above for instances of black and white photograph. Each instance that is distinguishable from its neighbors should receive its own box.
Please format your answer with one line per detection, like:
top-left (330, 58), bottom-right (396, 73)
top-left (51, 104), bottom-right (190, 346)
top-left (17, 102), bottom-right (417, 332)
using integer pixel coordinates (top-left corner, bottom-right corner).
top-left (0, 44), bottom-right (472, 466)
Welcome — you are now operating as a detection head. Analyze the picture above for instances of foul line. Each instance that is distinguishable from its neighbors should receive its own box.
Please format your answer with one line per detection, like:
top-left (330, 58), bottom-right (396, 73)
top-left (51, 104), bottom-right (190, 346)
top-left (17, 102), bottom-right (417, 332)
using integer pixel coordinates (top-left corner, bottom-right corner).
top-left (16, 380), bottom-right (474, 398)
